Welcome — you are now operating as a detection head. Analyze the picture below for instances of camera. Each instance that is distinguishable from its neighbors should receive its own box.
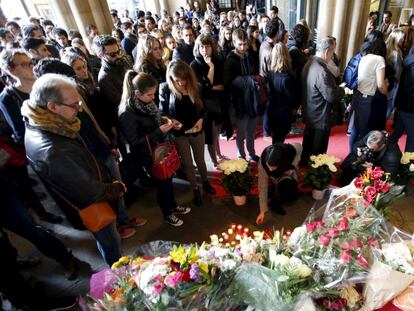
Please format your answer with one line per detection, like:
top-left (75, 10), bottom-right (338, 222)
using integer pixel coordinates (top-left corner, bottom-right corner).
top-left (352, 146), bottom-right (375, 167)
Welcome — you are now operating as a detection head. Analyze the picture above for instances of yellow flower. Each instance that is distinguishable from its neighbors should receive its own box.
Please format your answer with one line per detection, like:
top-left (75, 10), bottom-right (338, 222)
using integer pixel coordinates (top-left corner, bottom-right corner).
top-left (310, 154), bottom-right (340, 172)
top-left (187, 246), bottom-right (199, 264)
top-left (401, 152), bottom-right (414, 164)
top-left (132, 257), bottom-right (146, 265)
top-left (170, 245), bottom-right (187, 265)
top-left (198, 262), bottom-right (209, 273)
top-left (111, 256), bottom-right (130, 269)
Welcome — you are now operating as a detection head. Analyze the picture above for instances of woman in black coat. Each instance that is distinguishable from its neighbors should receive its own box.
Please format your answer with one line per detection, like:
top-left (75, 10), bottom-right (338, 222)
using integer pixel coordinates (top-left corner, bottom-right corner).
top-left (190, 34), bottom-right (227, 166)
top-left (267, 43), bottom-right (296, 143)
top-left (118, 71), bottom-right (191, 227)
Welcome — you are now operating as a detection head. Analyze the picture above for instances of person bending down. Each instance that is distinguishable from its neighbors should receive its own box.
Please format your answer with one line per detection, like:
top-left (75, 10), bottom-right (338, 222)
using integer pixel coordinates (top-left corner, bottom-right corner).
top-left (256, 143), bottom-right (302, 224)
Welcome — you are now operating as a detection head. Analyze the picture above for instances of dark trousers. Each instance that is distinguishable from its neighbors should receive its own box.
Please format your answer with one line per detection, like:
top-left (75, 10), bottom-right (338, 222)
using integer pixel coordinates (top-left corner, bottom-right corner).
top-left (300, 126), bottom-right (330, 164)
top-left (390, 110), bottom-right (414, 152)
top-left (156, 177), bottom-right (177, 218)
top-left (0, 190), bottom-right (72, 264)
top-left (269, 177), bottom-right (299, 211)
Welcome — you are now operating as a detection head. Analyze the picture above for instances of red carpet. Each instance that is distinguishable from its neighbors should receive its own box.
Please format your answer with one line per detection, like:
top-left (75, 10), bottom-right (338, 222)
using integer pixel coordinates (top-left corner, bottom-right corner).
top-left (211, 123), bottom-right (407, 197)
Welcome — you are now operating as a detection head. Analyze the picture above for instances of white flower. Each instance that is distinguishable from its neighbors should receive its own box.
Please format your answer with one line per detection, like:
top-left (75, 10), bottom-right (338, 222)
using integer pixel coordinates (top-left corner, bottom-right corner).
top-left (344, 87), bottom-right (354, 95)
top-left (401, 152), bottom-right (414, 164)
top-left (295, 263), bottom-right (312, 278)
top-left (287, 226), bottom-right (307, 247)
top-left (309, 154), bottom-right (340, 172)
top-left (410, 164), bottom-right (414, 172)
top-left (217, 158), bottom-right (249, 175)
top-left (272, 254), bottom-right (290, 267)
top-left (221, 259), bottom-right (237, 271)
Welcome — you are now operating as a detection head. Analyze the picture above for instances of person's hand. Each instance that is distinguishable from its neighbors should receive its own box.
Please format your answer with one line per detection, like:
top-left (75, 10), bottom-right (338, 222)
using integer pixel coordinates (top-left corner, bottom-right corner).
top-left (111, 148), bottom-right (120, 160)
top-left (204, 55), bottom-right (214, 68)
top-left (362, 162), bottom-right (373, 169)
top-left (161, 116), bottom-right (171, 124)
top-left (160, 122), bottom-right (173, 134)
top-left (357, 147), bottom-right (363, 157)
top-left (192, 118), bottom-right (203, 132)
top-left (256, 212), bottom-right (265, 225)
top-left (171, 119), bottom-right (182, 130)
top-left (113, 180), bottom-right (127, 197)
top-left (285, 169), bottom-right (295, 177)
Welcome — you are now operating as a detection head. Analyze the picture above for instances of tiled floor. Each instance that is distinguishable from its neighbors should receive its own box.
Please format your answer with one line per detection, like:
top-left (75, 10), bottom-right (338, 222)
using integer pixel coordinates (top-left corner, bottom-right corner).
top-left (8, 159), bottom-right (414, 306)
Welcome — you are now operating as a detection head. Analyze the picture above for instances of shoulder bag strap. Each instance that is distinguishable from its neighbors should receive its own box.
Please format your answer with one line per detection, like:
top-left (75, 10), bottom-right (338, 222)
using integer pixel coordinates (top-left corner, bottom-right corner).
top-left (145, 134), bottom-right (153, 156)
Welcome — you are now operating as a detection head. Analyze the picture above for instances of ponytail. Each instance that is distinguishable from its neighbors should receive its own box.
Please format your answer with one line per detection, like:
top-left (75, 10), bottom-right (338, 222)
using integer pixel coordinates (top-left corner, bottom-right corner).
top-left (119, 70), bottom-right (138, 114)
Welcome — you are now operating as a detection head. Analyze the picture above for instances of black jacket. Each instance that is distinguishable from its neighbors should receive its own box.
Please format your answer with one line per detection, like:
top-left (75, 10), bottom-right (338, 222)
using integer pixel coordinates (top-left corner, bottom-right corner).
top-left (172, 42), bottom-right (195, 64)
top-left (341, 134), bottom-right (402, 182)
top-left (223, 50), bottom-right (251, 95)
top-left (395, 53), bottom-right (414, 113)
top-left (24, 126), bottom-right (123, 209)
top-left (118, 101), bottom-right (165, 169)
top-left (98, 58), bottom-right (129, 108)
top-left (158, 83), bottom-right (206, 136)
top-left (231, 75), bottom-right (259, 119)
top-left (190, 56), bottom-right (224, 100)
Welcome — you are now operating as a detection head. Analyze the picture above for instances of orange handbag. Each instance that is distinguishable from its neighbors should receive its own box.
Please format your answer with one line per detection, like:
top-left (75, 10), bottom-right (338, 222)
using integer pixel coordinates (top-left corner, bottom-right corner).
top-left (78, 201), bottom-right (116, 233)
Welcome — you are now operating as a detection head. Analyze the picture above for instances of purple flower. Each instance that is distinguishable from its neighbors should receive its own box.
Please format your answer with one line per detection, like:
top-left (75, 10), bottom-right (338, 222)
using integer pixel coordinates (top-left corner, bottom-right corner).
top-left (189, 263), bottom-right (203, 283)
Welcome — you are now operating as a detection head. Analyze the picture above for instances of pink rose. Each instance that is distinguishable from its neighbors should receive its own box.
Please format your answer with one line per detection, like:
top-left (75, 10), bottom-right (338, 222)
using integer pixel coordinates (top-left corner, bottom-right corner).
top-left (342, 240), bottom-right (352, 251)
top-left (340, 250), bottom-right (352, 263)
top-left (371, 166), bottom-right (385, 179)
top-left (354, 176), bottom-right (365, 189)
top-left (327, 228), bottom-right (339, 238)
top-left (153, 275), bottom-right (164, 295)
top-left (363, 185), bottom-right (377, 204)
top-left (338, 217), bottom-right (349, 231)
top-left (164, 271), bottom-right (184, 288)
top-left (306, 223), bottom-right (316, 232)
top-left (319, 234), bottom-right (331, 246)
top-left (357, 254), bottom-right (369, 267)
top-left (351, 237), bottom-right (362, 248)
top-left (374, 179), bottom-right (390, 193)
top-left (367, 236), bottom-right (377, 248)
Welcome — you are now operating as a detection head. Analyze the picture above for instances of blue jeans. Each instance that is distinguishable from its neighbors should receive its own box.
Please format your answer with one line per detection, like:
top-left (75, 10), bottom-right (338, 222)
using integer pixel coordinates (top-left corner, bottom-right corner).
top-left (92, 222), bottom-right (121, 266)
top-left (0, 192), bottom-right (72, 264)
top-left (390, 110), bottom-right (414, 152)
top-left (236, 116), bottom-right (258, 158)
top-left (103, 155), bottom-right (129, 226)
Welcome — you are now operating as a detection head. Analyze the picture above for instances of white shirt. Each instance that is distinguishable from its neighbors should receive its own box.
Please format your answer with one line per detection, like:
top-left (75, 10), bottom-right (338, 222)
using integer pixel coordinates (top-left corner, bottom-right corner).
top-left (357, 54), bottom-right (385, 96)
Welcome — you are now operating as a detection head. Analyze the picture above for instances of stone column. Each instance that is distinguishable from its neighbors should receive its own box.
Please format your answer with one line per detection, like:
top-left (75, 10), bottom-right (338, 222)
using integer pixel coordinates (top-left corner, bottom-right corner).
top-left (49, 0), bottom-right (77, 31)
top-left (332, 0), bottom-right (349, 58)
top-left (87, 0), bottom-right (113, 35)
top-left (316, 0), bottom-right (336, 40)
top-left (67, 0), bottom-right (94, 43)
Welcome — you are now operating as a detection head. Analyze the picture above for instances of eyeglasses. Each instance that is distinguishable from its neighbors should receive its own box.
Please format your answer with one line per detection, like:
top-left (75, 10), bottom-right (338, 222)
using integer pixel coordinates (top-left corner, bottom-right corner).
top-left (58, 101), bottom-right (82, 110)
top-left (104, 49), bottom-right (122, 57)
top-left (11, 61), bottom-right (34, 68)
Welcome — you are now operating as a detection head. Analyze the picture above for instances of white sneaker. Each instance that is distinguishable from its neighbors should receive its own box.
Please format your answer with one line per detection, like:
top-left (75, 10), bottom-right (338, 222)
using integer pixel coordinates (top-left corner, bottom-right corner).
top-left (172, 206), bottom-right (191, 215)
top-left (164, 214), bottom-right (184, 227)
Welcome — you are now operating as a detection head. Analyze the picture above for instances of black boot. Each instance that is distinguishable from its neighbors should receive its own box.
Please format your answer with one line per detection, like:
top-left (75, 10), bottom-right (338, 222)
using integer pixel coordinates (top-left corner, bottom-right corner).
top-left (202, 181), bottom-right (216, 195)
top-left (193, 188), bottom-right (202, 206)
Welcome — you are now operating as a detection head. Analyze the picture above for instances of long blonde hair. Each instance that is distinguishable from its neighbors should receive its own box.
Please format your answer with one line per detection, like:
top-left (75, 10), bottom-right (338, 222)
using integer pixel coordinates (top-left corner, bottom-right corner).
top-left (386, 28), bottom-right (405, 60)
top-left (270, 42), bottom-right (292, 72)
top-left (133, 34), bottom-right (165, 72)
top-left (166, 59), bottom-right (203, 108)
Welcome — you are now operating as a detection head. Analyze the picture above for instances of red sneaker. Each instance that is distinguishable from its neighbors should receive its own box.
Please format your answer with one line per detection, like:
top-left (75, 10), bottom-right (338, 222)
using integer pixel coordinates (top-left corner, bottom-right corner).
top-left (128, 217), bottom-right (147, 227)
top-left (117, 226), bottom-right (136, 239)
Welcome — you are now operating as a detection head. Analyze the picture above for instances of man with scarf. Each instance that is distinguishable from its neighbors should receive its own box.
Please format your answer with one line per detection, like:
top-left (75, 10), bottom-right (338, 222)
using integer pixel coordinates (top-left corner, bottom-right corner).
top-left (22, 73), bottom-right (125, 266)
top-left (256, 143), bottom-right (302, 225)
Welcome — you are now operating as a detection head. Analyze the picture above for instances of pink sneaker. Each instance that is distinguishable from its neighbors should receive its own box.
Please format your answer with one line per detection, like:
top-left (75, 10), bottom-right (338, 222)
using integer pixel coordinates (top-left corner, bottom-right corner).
top-left (117, 226), bottom-right (136, 239)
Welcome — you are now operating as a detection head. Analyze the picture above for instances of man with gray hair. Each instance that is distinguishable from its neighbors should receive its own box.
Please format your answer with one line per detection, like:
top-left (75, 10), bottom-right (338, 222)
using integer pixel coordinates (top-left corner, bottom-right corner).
top-left (22, 73), bottom-right (126, 266)
top-left (340, 130), bottom-right (402, 184)
top-left (299, 37), bottom-right (345, 166)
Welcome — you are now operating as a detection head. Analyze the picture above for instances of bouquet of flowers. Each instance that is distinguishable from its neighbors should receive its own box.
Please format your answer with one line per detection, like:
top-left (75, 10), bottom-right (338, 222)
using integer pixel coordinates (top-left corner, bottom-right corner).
top-left (217, 158), bottom-right (253, 196)
top-left (303, 154), bottom-right (341, 190)
top-left (398, 152), bottom-right (414, 185)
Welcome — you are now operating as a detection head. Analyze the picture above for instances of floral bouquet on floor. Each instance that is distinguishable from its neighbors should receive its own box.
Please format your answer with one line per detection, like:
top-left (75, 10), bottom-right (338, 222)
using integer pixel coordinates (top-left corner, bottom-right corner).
top-left (217, 158), bottom-right (254, 205)
top-left (397, 152), bottom-right (414, 185)
top-left (303, 154), bottom-right (340, 200)
top-left (354, 166), bottom-right (404, 214)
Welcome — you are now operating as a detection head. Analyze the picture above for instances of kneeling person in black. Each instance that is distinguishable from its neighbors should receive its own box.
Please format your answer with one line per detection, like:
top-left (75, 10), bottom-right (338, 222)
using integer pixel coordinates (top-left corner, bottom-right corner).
top-left (256, 143), bottom-right (302, 224)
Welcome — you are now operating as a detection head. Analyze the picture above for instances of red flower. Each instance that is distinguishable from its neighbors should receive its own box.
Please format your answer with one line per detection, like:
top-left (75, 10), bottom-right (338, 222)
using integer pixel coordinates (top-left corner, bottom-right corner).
top-left (363, 185), bottom-right (378, 204)
top-left (340, 250), bottom-right (352, 263)
top-left (367, 236), bottom-right (377, 248)
top-left (338, 217), bottom-right (349, 231)
top-left (306, 223), bottom-right (316, 232)
top-left (354, 176), bottom-right (365, 189)
top-left (327, 228), bottom-right (339, 238)
top-left (319, 234), bottom-right (331, 246)
top-left (182, 270), bottom-right (190, 282)
top-left (342, 240), bottom-right (352, 251)
top-left (357, 254), bottom-right (369, 267)
top-left (351, 237), bottom-right (362, 248)
top-left (374, 179), bottom-right (390, 193)
top-left (371, 166), bottom-right (385, 179)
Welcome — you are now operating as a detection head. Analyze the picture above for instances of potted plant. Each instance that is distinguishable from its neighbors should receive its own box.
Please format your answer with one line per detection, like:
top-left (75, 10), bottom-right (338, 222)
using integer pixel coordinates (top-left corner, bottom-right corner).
top-left (217, 159), bottom-right (254, 206)
top-left (303, 154), bottom-right (340, 200)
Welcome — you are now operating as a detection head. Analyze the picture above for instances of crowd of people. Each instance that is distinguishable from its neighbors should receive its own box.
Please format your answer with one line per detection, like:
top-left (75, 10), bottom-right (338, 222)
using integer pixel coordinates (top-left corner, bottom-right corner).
top-left (0, 3), bottom-right (414, 310)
